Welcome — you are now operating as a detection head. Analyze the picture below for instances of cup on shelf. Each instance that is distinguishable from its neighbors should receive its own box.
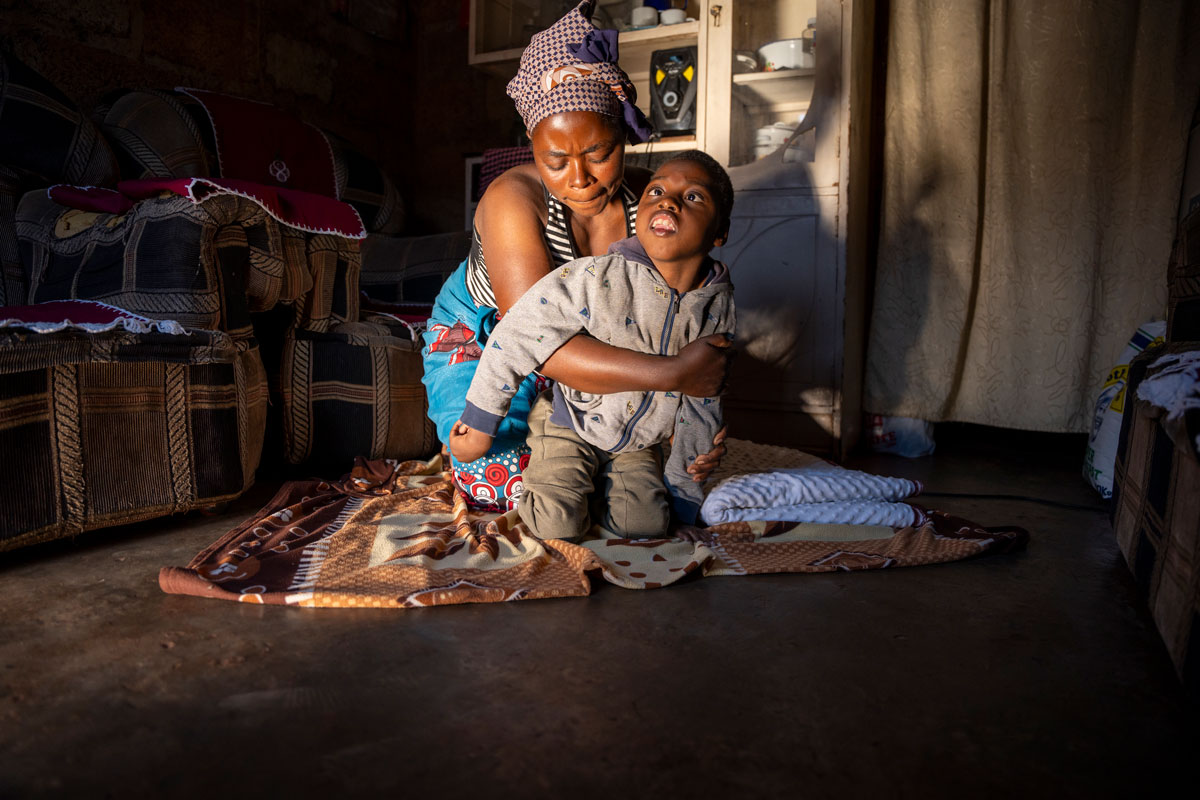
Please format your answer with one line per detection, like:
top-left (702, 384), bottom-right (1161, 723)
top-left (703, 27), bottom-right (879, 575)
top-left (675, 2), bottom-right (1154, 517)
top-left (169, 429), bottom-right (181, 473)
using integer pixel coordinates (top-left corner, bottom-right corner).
top-left (630, 5), bottom-right (658, 27)
top-left (659, 8), bottom-right (686, 24)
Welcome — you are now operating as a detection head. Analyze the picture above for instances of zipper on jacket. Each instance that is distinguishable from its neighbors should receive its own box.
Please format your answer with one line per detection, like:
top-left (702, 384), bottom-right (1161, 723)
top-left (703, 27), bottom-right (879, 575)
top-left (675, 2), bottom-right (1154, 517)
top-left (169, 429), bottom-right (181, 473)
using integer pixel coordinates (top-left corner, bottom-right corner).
top-left (612, 287), bottom-right (679, 452)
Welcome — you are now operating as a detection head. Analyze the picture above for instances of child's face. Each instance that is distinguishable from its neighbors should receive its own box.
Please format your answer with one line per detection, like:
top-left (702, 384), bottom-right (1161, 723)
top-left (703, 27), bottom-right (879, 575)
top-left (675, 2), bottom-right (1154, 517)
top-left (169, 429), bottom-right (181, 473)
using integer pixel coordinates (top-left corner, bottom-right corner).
top-left (635, 160), bottom-right (726, 265)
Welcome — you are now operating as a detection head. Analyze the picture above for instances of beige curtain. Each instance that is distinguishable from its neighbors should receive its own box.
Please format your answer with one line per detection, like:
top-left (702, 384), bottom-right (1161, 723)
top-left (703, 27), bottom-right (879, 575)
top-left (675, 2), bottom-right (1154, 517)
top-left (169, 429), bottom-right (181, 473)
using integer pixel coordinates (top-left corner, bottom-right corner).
top-left (864, 0), bottom-right (1200, 432)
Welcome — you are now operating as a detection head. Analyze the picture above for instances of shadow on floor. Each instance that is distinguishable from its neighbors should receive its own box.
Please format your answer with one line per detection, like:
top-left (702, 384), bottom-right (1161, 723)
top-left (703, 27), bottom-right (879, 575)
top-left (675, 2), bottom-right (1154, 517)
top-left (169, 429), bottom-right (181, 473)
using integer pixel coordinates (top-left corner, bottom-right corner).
top-left (0, 425), bottom-right (1194, 798)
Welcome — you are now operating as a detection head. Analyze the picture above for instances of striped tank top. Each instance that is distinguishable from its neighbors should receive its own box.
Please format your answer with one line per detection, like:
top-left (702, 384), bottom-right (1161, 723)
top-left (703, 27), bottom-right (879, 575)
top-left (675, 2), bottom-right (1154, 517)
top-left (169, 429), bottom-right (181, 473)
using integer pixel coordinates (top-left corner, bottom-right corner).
top-left (464, 181), bottom-right (640, 309)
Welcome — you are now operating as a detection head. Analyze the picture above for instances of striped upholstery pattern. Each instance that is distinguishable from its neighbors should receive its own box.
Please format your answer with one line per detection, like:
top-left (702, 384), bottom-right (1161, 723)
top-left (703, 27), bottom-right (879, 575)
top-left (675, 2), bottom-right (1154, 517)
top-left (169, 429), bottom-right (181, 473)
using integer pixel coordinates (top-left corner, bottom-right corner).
top-left (0, 325), bottom-right (267, 552)
top-left (95, 88), bottom-right (215, 179)
top-left (280, 323), bottom-right (436, 470)
top-left (0, 53), bottom-right (117, 187)
top-left (289, 233), bottom-right (361, 333)
top-left (360, 231), bottom-right (471, 305)
top-left (0, 167), bottom-right (24, 307)
top-left (17, 192), bottom-right (258, 343)
top-left (325, 131), bottom-right (405, 236)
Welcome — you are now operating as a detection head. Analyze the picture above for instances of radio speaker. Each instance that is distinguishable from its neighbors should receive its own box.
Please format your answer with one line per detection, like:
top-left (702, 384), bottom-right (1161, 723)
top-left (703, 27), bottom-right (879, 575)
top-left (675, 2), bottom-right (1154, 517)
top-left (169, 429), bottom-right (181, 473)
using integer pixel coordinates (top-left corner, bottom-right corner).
top-left (648, 46), bottom-right (698, 136)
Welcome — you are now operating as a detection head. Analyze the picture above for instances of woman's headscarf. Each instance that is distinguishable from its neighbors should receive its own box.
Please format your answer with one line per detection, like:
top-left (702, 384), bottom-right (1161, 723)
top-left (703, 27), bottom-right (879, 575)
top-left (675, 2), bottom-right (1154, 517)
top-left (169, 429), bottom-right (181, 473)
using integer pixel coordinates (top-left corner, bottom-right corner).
top-left (506, 0), bottom-right (653, 143)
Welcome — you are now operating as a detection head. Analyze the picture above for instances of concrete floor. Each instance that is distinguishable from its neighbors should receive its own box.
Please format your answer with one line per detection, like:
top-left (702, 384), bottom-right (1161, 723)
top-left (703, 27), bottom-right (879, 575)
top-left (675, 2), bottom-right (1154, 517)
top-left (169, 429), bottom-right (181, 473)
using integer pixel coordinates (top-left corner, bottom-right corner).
top-left (0, 427), bottom-right (1194, 798)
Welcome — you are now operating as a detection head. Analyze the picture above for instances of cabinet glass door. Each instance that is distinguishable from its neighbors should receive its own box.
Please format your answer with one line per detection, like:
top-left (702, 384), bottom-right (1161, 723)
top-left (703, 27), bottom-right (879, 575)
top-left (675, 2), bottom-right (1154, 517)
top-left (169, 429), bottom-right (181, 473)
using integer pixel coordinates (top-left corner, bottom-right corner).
top-left (725, 0), bottom-right (817, 166)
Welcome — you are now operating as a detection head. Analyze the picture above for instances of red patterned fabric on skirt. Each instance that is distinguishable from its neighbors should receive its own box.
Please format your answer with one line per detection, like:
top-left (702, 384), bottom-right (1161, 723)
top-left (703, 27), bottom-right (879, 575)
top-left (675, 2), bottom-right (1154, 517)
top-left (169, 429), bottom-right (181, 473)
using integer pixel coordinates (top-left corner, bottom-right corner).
top-left (453, 446), bottom-right (532, 512)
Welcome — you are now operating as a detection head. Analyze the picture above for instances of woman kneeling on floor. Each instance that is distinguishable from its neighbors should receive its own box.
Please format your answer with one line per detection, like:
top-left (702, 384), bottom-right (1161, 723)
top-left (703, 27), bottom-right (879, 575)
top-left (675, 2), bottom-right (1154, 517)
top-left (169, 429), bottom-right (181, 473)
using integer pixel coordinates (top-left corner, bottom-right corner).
top-left (421, 0), bottom-right (730, 515)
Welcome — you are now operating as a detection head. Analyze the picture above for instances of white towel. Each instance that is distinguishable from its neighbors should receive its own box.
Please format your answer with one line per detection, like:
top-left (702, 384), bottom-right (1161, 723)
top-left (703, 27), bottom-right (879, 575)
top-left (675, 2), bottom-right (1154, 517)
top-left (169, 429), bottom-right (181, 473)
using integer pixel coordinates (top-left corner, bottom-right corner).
top-left (1137, 350), bottom-right (1200, 451)
top-left (700, 454), bottom-right (923, 527)
top-left (1137, 351), bottom-right (1200, 417)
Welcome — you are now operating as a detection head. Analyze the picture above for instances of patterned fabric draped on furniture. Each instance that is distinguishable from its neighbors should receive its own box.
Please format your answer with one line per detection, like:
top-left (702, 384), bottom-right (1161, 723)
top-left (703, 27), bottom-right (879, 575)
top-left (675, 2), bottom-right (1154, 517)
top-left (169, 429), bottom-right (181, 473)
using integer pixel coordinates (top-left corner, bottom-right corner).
top-left (0, 54), bottom-right (116, 188)
top-left (864, 1), bottom-right (1200, 432)
top-left (261, 232), bottom-right (463, 472)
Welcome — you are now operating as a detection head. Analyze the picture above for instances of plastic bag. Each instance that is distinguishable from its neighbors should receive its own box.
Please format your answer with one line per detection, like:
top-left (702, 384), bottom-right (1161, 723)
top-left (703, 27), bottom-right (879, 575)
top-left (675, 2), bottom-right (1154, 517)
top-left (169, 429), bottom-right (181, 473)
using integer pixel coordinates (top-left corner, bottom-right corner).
top-left (866, 414), bottom-right (936, 458)
top-left (1083, 320), bottom-right (1166, 498)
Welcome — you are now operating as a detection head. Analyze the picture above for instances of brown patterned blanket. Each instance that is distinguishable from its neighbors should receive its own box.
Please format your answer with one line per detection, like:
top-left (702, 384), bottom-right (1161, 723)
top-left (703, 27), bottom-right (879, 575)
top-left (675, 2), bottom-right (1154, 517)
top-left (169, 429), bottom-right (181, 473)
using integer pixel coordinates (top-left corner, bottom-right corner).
top-left (159, 442), bottom-right (1028, 608)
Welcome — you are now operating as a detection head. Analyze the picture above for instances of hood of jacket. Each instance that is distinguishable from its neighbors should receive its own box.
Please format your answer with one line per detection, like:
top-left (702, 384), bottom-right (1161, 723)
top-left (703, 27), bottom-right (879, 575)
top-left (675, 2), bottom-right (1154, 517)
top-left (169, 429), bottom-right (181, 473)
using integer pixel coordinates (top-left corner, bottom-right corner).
top-left (607, 236), bottom-right (729, 289)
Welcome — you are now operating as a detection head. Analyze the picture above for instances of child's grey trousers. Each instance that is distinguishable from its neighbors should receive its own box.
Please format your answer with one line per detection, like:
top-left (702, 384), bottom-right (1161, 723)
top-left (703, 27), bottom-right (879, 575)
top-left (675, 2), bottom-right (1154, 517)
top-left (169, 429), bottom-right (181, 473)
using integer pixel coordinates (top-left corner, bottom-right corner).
top-left (518, 393), bottom-right (672, 540)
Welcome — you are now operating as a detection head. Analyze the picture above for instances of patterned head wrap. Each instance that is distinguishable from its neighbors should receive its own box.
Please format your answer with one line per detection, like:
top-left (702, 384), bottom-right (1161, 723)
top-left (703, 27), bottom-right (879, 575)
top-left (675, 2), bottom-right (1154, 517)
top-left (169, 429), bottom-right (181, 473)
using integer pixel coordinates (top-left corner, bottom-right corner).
top-left (506, 0), bottom-right (653, 144)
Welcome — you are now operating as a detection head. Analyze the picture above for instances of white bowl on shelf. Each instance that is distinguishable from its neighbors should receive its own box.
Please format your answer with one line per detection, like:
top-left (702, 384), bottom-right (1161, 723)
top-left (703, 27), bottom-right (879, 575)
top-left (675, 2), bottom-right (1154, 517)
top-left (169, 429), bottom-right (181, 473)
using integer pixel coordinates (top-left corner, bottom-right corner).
top-left (757, 38), bottom-right (812, 71)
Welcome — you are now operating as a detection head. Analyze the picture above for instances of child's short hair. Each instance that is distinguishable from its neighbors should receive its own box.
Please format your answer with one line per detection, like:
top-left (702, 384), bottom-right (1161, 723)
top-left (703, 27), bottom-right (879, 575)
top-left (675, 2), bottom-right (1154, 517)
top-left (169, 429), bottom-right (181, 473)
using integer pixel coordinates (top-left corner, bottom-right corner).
top-left (659, 150), bottom-right (735, 233)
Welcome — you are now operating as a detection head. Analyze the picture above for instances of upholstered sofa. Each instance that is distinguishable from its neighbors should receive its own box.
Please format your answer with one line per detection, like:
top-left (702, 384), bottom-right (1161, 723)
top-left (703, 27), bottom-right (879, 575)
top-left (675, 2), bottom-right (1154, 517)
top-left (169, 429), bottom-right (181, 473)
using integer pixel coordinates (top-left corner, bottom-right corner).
top-left (1, 54), bottom-right (450, 551)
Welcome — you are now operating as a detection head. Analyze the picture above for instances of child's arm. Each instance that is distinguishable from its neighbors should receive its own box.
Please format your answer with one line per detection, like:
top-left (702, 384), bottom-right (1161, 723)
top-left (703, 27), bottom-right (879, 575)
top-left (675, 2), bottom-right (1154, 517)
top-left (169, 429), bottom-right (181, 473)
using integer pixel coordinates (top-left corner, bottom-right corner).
top-left (451, 259), bottom-right (612, 460)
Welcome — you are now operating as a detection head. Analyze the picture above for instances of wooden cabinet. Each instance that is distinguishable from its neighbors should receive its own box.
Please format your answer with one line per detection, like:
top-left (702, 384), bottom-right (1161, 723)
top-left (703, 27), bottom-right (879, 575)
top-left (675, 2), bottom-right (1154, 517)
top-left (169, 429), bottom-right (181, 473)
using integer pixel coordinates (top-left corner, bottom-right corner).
top-left (468, 0), bottom-right (874, 456)
top-left (714, 0), bottom-right (874, 458)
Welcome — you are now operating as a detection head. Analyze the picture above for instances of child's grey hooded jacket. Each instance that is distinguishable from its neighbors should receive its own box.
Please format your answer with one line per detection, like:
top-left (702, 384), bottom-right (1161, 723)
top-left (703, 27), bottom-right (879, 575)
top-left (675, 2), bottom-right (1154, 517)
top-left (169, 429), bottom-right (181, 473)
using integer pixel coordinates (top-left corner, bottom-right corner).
top-left (460, 236), bottom-right (735, 523)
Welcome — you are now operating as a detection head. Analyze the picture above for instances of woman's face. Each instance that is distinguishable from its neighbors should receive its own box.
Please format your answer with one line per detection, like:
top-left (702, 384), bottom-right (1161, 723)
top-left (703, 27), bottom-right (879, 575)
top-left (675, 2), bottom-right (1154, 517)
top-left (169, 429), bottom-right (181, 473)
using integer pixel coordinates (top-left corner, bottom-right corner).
top-left (530, 111), bottom-right (626, 218)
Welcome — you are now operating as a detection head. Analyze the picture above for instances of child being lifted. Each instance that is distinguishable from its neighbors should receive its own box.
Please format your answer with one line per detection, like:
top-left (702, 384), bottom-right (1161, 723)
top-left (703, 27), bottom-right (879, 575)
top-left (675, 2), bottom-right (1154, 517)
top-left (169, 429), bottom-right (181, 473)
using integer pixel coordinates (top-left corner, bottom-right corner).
top-left (449, 150), bottom-right (735, 541)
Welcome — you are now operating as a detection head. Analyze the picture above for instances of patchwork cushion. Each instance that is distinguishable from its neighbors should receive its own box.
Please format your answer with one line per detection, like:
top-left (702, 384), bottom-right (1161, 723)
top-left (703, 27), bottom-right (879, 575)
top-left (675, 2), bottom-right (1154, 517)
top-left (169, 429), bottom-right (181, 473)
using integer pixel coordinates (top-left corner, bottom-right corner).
top-left (1111, 341), bottom-right (1200, 696)
top-left (16, 192), bottom-right (259, 342)
top-left (0, 317), bottom-right (267, 552)
top-left (14, 191), bottom-right (360, 339)
top-left (0, 52), bottom-right (117, 186)
top-left (279, 323), bottom-right (436, 471)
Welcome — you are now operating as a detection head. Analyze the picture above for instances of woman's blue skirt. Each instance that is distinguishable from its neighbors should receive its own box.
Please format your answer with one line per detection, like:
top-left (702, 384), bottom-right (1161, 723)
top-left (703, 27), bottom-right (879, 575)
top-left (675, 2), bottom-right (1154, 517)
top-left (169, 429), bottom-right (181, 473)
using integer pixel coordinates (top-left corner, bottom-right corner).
top-left (421, 260), bottom-right (547, 510)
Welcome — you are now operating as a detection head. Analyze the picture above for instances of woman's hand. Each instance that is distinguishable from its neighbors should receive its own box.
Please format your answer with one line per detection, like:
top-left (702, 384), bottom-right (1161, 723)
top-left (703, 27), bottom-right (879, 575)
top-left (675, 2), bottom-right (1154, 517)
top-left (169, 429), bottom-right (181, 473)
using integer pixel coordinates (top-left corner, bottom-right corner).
top-left (448, 422), bottom-right (494, 464)
top-left (671, 335), bottom-right (733, 397)
top-left (686, 425), bottom-right (727, 483)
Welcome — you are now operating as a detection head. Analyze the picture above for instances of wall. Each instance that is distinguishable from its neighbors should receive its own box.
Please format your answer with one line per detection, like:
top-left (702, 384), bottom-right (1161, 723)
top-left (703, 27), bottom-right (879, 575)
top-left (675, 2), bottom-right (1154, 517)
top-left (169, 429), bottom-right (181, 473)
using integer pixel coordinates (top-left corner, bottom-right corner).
top-left (0, 0), bottom-right (518, 234)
